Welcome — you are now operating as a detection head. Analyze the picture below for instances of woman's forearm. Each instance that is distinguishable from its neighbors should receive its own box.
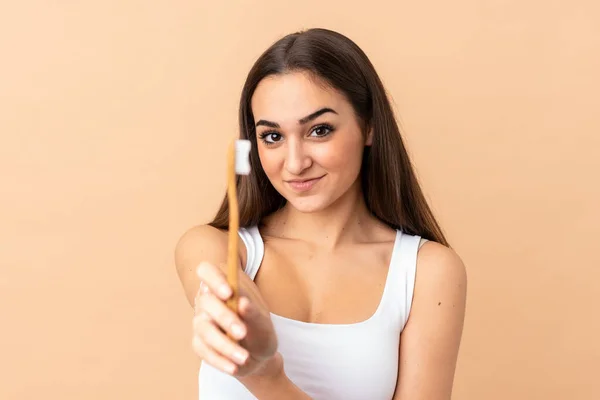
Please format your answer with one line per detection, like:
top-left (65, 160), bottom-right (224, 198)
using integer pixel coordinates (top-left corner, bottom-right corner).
top-left (238, 353), bottom-right (312, 400)
top-left (241, 371), bottom-right (311, 399)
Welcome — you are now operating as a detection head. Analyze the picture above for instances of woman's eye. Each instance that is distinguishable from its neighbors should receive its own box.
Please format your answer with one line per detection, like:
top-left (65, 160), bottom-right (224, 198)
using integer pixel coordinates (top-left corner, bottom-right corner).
top-left (262, 132), bottom-right (282, 143)
top-left (311, 125), bottom-right (332, 137)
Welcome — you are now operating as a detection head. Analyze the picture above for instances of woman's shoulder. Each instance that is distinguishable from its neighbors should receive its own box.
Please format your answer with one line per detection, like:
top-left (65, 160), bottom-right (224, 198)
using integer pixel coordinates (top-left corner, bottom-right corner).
top-left (416, 239), bottom-right (465, 270)
top-left (175, 224), bottom-right (229, 260)
top-left (175, 224), bottom-right (252, 262)
top-left (174, 224), bottom-right (248, 306)
top-left (414, 240), bottom-right (467, 301)
top-left (179, 223), bottom-right (227, 239)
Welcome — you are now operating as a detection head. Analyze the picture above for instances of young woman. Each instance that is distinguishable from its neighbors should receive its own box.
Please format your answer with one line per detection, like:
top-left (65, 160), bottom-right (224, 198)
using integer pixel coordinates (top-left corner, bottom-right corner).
top-left (175, 28), bottom-right (467, 400)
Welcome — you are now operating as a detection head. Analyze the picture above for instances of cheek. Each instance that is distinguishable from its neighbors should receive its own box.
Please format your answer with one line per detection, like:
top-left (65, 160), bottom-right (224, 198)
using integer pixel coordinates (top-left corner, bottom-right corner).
top-left (257, 146), bottom-right (281, 178)
top-left (315, 136), bottom-right (363, 170)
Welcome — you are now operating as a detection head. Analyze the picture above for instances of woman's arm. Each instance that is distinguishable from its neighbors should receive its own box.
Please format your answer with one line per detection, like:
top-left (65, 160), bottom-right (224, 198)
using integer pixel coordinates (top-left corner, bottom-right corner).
top-left (175, 226), bottom-right (314, 398)
top-left (393, 241), bottom-right (468, 400)
top-left (175, 224), bottom-right (233, 307)
top-left (238, 353), bottom-right (312, 399)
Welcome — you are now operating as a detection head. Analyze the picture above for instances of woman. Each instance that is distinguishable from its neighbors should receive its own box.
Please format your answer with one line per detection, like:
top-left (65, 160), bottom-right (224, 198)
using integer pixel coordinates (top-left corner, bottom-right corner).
top-left (175, 28), bottom-right (467, 399)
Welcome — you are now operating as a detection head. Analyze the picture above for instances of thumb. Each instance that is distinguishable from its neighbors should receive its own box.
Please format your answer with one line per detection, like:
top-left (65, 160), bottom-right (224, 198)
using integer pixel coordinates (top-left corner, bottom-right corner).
top-left (237, 297), bottom-right (278, 360)
top-left (238, 296), bottom-right (271, 331)
top-left (238, 296), bottom-right (259, 320)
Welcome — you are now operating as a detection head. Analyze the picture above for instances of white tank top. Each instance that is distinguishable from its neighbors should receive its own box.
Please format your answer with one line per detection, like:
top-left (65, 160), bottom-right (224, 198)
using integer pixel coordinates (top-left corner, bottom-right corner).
top-left (198, 226), bottom-right (423, 399)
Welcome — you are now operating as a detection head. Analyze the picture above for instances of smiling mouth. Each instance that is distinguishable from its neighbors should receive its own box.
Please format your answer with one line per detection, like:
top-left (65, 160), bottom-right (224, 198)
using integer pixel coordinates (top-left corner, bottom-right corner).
top-left (285, 176), bottom-right (324, 192)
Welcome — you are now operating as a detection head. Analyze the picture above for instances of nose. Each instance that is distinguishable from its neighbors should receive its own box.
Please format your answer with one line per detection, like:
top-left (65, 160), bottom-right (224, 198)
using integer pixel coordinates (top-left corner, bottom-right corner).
top-left (284, 139), bottom-right (312, 175)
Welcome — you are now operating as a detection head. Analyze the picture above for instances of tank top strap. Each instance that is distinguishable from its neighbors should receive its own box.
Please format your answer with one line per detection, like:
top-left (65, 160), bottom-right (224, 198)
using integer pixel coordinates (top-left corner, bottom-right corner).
top-left (238, 226), bottom-right (264, 281)
top-left (379, 230), bottom-right (421, 331)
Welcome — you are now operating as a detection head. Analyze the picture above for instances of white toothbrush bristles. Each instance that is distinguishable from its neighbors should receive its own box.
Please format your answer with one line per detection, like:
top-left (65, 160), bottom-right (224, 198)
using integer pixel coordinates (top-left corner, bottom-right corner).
top-left (235, 139), bottom-right (251, 175)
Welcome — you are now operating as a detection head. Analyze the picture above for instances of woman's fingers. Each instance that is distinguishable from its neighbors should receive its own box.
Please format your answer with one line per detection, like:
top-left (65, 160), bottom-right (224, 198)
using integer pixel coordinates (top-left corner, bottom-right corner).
top-left (196, 291), bottom-right (247, 340)
top-left (194, 316), bottom-right (250, 364)
top-left (194, 282), bottom-right (210, 315)
top-left (192, 332), bottom-right (238, 375)
top-left (196, 262), bottom-right (232, 300)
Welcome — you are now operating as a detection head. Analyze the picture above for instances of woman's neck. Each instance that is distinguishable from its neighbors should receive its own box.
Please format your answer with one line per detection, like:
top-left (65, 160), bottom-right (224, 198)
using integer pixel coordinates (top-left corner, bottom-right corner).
top-left (263, 182), bottom-right (388, 249)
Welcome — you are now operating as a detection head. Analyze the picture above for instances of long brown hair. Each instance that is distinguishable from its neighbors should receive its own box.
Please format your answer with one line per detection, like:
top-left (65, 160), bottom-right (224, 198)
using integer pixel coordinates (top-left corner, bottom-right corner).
top-left (209, 28), bottom-right (449, 247)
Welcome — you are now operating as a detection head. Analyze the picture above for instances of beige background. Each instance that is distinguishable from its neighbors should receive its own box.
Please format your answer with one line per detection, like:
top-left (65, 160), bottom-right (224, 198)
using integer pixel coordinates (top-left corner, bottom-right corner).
top-left (1, 1), bottom-right (599, 399)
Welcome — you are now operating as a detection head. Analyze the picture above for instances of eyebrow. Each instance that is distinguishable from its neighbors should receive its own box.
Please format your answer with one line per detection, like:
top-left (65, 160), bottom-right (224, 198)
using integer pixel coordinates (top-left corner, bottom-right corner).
top-left (255, 107), bottom-right (338, 128)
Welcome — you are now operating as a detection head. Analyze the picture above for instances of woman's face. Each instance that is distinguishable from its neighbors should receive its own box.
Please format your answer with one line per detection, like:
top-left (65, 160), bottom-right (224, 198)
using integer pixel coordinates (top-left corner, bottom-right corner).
top-left (251, 71), bottom-right (372, 213)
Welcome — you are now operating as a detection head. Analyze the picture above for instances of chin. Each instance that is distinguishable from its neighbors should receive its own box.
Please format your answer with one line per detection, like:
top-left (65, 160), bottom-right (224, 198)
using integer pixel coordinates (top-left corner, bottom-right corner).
top-left (286, 195), bottom-right (332, 213)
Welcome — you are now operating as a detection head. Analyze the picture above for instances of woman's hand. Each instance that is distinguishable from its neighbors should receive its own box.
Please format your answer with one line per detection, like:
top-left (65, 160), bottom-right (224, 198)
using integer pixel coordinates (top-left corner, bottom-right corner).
top-left (192, 261), bottom-right (278, 377)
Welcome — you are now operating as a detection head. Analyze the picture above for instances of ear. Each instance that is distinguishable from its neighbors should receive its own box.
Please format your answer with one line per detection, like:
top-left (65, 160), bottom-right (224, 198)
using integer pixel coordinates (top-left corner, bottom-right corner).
top-left (365, 127), bottom-right (374, 146)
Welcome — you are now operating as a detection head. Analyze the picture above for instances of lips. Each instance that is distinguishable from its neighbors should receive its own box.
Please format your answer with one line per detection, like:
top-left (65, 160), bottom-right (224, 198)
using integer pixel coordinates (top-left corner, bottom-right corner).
top-left (285, 176), bottom-right (324, 192)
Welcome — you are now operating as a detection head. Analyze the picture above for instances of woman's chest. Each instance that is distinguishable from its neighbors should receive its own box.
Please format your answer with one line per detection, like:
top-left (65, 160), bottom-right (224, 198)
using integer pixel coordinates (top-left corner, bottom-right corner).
top-left (254, 239), bottom-right (394, 324)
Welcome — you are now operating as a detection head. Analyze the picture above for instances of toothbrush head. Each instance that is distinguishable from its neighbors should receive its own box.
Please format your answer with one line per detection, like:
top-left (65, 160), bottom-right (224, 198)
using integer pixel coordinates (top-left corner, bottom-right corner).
top-left (235, 139), bottom-right (251, 175)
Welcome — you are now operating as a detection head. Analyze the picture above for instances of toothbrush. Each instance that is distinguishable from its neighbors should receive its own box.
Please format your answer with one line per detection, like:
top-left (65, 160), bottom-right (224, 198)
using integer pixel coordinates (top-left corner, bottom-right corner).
top-left (226, 138), bottom-right (251, 317)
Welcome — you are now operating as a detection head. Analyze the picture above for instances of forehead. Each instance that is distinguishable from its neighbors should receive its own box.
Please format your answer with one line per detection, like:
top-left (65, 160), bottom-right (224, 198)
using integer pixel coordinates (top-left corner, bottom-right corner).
top-left (251, 72), bottom-right (350, 121)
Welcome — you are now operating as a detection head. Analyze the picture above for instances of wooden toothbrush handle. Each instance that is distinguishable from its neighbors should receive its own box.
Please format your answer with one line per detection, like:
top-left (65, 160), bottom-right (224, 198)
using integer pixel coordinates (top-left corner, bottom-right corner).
top-left (226, 140), bottom-right (239, 317)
